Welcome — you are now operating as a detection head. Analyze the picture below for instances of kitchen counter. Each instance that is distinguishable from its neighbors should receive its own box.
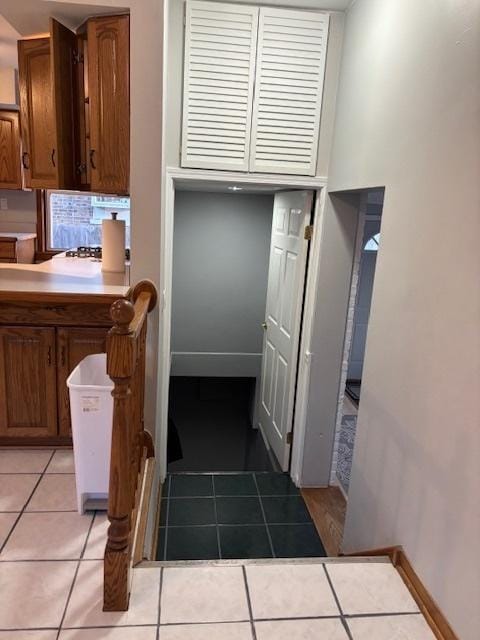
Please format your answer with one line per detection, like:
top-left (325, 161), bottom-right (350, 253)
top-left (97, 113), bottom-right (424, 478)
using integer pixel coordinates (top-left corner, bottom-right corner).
top-left (0, 232), bottom-right (37, 241)
top-left (0, 255), bottom-right (130, 303)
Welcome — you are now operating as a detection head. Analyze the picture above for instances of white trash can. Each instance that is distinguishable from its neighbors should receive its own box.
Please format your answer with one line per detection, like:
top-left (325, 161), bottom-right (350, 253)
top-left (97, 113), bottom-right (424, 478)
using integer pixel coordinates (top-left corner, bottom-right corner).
top-left (67, 353), bottom-right (114, 514)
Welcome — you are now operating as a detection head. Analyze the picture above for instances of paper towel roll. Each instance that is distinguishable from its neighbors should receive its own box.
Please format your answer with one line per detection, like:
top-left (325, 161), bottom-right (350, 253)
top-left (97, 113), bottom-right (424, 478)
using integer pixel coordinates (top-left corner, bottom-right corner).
top-left (102, 213), bottom-right (126, 273)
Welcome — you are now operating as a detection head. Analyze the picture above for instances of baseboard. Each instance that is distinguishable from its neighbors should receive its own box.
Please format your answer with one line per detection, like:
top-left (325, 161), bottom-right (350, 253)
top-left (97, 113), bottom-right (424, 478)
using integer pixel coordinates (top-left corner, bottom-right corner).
top-left (170, 352), bottom-right (261, 377)
top-left (132, 456), bottom-right (155, 566)
top-left (342, 546), bottom-right (458, 640)
top-left (149, 477), bottom-right (164, 561)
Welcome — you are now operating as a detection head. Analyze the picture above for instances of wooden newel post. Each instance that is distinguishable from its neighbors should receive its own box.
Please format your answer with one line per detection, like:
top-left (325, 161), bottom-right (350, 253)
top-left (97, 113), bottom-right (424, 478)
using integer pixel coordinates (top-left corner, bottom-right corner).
top-left (104, 298), bottom-right (136, 612)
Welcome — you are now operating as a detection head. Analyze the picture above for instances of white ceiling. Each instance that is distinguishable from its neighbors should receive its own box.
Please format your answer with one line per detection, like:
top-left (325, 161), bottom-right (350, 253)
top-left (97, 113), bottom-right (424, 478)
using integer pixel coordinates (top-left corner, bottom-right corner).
top-left (0, 1), bottom-right (127, 40)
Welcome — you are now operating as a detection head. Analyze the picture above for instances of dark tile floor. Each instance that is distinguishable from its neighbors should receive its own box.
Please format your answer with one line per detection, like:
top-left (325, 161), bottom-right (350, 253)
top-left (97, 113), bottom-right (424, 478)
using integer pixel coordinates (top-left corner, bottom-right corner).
top-left (156, 473), bottom-right (327, 561)
top-left (167, 377), bottom-right (276, 473)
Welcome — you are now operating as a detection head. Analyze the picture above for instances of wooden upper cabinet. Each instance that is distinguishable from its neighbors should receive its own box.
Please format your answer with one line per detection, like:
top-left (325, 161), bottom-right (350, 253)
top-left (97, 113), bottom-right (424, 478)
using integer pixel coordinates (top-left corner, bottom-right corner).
top-left (88, 14), bottom-right (130, 194)
top-left (18, 37), bottom-right (56, 188)
top-left (0, 327), bottom-right (57, 438)
top-left (50, 18), bottom-right (77, 189)
top-left (17, 19), bottom-right (76, 190)
top-left (56, 327), bottom-right (108, 437)
top-left (0, 110), bottom-right (22, 189)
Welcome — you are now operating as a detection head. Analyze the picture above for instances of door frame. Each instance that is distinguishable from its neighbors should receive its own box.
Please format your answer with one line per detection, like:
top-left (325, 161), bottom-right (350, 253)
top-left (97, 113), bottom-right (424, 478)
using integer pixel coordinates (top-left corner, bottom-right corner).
top-left (157, 166), bottom-right (327, 483)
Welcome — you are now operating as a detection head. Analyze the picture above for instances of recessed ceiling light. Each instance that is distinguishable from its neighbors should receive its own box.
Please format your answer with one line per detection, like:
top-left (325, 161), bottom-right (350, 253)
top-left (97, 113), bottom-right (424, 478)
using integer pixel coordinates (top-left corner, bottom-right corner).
top-left (228, 185), bottom-right (243, 191)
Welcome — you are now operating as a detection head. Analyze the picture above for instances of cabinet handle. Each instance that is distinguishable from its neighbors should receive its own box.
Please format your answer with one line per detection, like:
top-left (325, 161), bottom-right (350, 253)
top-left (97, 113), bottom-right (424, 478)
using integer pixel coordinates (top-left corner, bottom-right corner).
top-left (61, 346), bottom-right (66, 367)
top-left (47, 346), bottom-right (52, 366)
top-left (22, 151), bottom-right (30, 169)
top-left (90, 149), bottom-right (97, 169)
top-left (51, 148), bottom-right (56, 167)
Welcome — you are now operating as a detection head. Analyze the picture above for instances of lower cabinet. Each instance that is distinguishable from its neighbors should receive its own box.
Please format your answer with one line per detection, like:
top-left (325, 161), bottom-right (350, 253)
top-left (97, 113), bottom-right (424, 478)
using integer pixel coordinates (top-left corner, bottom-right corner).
top-left (56, 327), bottom-right (108, 437)
top-left (0, 327), bottom-right (58, 438)
top-left (0, 325), bottom-right (108, 441)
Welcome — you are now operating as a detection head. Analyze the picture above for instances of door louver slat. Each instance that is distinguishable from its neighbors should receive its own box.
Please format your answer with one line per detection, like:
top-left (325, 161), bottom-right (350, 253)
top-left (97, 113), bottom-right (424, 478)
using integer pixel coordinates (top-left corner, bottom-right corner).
top-left (182, 0), bottom-right (258, 170)
top-left (249, 8), bottom-right (328, 175)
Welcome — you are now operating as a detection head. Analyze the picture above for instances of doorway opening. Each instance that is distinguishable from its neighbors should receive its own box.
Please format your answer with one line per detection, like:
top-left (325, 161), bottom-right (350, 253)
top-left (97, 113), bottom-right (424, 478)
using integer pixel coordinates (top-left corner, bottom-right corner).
top-left (156, 173), bottom-right (328, 561)
top-left (331, 189), bottom-right (384, 497)
top-left (166, 186), bottom-right (315, 474)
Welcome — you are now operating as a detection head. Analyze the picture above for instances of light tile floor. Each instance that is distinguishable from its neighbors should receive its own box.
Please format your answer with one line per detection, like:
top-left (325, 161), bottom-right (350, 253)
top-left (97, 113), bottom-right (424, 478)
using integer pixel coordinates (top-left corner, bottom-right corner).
top-left (0, 449), bottom-right (437, 639)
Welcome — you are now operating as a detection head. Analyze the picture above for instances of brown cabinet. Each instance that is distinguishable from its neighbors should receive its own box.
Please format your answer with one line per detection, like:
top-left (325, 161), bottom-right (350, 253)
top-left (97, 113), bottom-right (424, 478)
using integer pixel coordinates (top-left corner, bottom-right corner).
top-left (17, 19), bottom-right (76, 190)
top-left (56, 327), bottom-right (108, 436)
top-left (0, 110), bottom-right (22, 189)
top-left (0, 327), bottom-right (58, 438)
top-left (88, 14), bottom-right (130, 194)
top-left (16, 14), bottom-right (129, 193)
top-left (0, 235), bottom-right (35, 264)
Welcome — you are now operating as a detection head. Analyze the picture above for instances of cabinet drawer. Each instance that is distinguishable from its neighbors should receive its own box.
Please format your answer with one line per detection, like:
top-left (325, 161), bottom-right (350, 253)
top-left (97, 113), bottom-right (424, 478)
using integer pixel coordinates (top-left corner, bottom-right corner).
top-left (0, 242), bottom-right (16, 259)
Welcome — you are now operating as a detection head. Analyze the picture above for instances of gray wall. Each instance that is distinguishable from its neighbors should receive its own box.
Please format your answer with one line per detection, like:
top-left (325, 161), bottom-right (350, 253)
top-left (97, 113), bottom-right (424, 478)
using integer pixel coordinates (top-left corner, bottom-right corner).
top-left (323, 0), bottom-right (480, 637)
top-left (0, 189), bottom-right (37, 234)
top-left (171, 191), bottom-right (273, 376)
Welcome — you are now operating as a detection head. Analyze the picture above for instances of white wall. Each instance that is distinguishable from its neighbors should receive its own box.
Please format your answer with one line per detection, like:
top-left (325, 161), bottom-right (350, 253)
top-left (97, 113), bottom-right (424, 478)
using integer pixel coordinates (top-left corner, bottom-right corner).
top-left (0, 67), bottom-right (17, 105)
top-left (171, 190), bottom-right (272, 376)
top-left (0, 190), bottom-right (36, 233)
top-left (164, 0), bottom-right (344, 177)
top-left (326, 1), bottom-right (480, 637)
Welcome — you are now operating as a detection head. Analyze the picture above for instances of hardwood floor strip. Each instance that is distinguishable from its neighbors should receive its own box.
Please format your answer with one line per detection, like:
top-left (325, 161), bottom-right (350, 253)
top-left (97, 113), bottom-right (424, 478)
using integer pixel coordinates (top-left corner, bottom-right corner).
top-left (300, 486), bottom-right (346, 556)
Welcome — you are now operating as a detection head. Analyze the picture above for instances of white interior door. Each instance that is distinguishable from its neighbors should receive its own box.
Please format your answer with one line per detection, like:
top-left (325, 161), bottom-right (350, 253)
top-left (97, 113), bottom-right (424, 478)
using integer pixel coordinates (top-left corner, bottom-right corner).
top-left (259, 190), bottom-right (313, 470)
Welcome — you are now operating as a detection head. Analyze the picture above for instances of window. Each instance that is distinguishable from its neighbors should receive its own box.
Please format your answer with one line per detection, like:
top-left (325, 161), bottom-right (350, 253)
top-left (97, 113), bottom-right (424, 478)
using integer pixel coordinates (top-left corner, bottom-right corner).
top-left (46, 191), bottom-right (131, 251)
top-left (364, 232), bottom-right (380, 252)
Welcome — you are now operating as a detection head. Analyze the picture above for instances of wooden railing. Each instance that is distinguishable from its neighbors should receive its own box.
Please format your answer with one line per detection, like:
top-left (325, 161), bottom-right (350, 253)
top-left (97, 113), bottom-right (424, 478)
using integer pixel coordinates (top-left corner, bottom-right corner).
top-left (103, 280), bottom-right (157, 611)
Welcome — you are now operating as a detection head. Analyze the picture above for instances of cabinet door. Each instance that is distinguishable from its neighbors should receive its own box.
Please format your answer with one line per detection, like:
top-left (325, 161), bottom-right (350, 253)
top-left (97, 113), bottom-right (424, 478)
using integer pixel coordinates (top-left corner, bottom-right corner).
top-left (0, 110), bottom-right (22, 189)
top-left (88, 14), bottom-right (130, 194)
top-left (50, 18), bottom-right (77, 190)
top-left (181, 1), bottom-right (258, 171)
top-left (0, 327), bottom-right (57, 438)
top-left (57, 327), bottom-right (108, 437)
top-left (18, 38), bottom-right (58, 189)
top-left (249, 8), bottom-right (329, 176)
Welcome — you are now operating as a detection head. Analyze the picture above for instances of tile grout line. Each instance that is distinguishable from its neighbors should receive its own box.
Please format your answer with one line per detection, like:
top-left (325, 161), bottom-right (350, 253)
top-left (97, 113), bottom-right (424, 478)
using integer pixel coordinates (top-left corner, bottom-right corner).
top-left (212, 476), bottom-right (222, 560)
top-left (252, 474), bottom-right (275, 559)
top-left (53, 449), bottom-right (96, 640)
top-left (0, 613), bottom-right (428, 634)
top-left (163, 475), bottom-right (171, 561)
top-left (0, 449), bottom-right (56, 555)
top-left (156, 566), bottom-right (164, 638)
top-left (162, 493), bottom-right (301, 499)
top-left (55, 519), bottom-right (97, 639)
top-left (322, 563), bottom-right (354, 640)
top-left (242, 565), bottom-right (258, 640)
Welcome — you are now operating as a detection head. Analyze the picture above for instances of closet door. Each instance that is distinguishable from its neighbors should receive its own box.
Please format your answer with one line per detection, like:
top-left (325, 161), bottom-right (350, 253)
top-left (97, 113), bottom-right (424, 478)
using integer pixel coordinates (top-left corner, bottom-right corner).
top-left (249, 8), bottom-right (329, 176)
top-left (181, 0), bottom-right (258, 171)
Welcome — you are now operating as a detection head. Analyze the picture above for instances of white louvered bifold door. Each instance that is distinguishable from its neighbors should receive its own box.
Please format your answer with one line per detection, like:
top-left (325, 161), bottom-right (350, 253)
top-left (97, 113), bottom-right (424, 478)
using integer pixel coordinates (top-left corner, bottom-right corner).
top-left (181, 1), bottom-right (259, 171)
top-left (249, 8), bottom-right (330, 176)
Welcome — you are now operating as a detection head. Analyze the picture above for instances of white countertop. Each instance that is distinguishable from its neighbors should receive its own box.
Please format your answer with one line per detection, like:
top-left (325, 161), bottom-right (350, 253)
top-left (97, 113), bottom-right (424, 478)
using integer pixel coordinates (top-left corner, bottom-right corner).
top-left (0, 255), bottom-right (130, 299)
top-left (0, 232), bottom-right (37, 241)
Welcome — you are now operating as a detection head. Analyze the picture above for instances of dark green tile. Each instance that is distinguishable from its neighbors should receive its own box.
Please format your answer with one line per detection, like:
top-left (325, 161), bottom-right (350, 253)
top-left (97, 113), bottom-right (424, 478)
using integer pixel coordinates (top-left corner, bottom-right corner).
top-left (159, 499), bottom-right (168, 525)
top-left (219, 525), bottom-right (272, 559)
top-left (166, 526), bottom-right (219, 561)
top-left (168, 497), bottom-right (216, 526)
top-left (255, 473), bottom-right (299, 496)
top-left (269, 524), bottom-right (326, 558)
top-left (155, 527), bottom-right (166, 560)
top-left (216, 496), bottom-right (264, 525)
top-left (262, 496), bottom-right (312, 524)
top-left (214, 474), bottom-right (257, 496)
top-left (170, 474), bottom-right (213, 497)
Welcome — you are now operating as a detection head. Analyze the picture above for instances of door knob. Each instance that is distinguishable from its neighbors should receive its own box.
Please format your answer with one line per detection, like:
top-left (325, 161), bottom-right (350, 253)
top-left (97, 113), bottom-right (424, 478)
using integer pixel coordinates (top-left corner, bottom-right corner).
top-left (262, 322), bottom-right (267, 330)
